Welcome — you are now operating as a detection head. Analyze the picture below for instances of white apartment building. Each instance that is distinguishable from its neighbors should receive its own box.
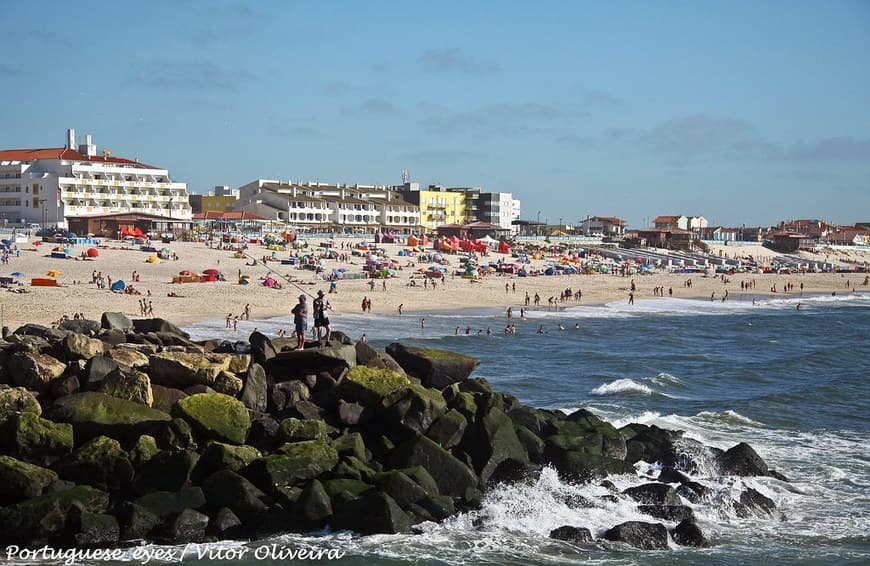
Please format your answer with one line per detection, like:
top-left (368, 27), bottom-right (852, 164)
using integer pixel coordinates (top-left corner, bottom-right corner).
top-left (233, 179), bottom-right (420, 232)
top-left (0, 129), bottom-right (191, 229)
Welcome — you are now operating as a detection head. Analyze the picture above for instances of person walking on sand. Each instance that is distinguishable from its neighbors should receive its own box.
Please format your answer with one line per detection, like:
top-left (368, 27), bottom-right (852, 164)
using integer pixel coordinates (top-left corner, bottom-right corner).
top-left (397, 303), bottom-right (403, 315)
top-left (628, 291), bottom-right (634, 305)
top-left (291, 294), bottom-right (308, 350)
top-left (243, 303), bottom-right (251, 320)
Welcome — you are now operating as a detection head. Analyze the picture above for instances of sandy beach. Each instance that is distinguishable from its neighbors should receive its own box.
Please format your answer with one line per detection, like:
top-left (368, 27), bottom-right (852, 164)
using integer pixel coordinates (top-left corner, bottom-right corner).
top-left (0, 238), bottom-right (866, 331)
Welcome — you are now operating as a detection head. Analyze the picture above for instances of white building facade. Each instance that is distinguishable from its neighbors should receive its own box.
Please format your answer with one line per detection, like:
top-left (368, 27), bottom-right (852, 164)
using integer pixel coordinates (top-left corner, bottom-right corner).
top-left (0, 129), bottom-right (191, 229)
top-left (233, 179), bottom-right (420, 233)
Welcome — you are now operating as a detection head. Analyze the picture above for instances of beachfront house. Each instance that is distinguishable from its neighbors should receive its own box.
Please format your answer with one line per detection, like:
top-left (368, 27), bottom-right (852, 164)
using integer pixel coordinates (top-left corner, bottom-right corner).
top-left (0, 129), bottom-right (191, 230)
top-left (579, 216), bottom-right (626, 237)
top-left (654, 215), bottom-right (707, 231)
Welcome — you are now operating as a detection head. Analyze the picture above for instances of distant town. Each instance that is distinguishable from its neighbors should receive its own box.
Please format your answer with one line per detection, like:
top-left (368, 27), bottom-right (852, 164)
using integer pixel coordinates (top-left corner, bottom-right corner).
top-left (1, 129), bottom-right (867, 254)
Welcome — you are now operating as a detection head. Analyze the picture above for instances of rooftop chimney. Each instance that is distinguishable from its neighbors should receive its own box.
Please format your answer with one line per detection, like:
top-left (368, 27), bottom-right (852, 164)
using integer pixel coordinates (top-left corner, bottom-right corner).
top-left (78, 133), bottom-right (97, 157)
top-left (66, 128), bottom-right (76, 149)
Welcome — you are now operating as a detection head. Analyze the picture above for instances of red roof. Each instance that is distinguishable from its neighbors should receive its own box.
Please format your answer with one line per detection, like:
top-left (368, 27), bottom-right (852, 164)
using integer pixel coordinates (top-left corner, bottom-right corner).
top-left (653, 215), bottom-right (681, 223)
top-left (193, 211), bottom-right (268, 221)
top-left (592, 216), bottom-right (625, 225)
top-left (0, 147), bottom-right (157, 169)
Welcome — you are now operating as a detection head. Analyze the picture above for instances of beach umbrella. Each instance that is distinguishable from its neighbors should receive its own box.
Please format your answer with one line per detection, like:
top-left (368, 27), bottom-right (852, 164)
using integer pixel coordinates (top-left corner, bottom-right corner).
top-left (86, 248), bottom-right (99, 257)
top-left (47, 270), bottom-right (63, 277)
top-left (11, 271), bottom-right (23, 277)
top-left (203, 269), bottom-right (221, 275)
top-left (146, 256), bottom-right (160, 264)
top-left (110, 280), bottom-right (125, 291)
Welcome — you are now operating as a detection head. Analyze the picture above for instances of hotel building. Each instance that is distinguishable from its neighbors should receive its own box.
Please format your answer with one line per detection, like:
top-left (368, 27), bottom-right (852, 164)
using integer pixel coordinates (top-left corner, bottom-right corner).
top-left (0, 129), bottom-right (191, 229)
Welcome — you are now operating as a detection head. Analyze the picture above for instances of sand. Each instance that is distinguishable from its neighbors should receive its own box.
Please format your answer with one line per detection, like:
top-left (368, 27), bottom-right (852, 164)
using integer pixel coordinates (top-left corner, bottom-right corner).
top-left (0, 238), bottom-right (867, 331)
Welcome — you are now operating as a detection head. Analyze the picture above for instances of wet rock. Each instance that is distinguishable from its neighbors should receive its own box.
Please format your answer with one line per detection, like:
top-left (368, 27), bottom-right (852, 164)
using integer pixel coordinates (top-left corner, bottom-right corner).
top-left (297, 479), bottom-right (333, 523)
top-left (67, 508), bottom-right (120, 547)
top-left (208, 507), bottom-right (242, 537)
top-left (202, 470), bottom-right (270, 522)
top-left (637, 504), bottom-right (695, 522)
top-left (243, 440), bottom-right (339, 494)
top-left (389, 435), bottom-right (477, 498)
top-left (622, 483), bottom-right (682, 506)
top-left (132, 450), bottom-right (199, 495)
top-left (735, 487), bottom-right (776, 517)
top-left (383, 383), bottom-right (448, 436)
top-left (332, 491), bottom-right (412, 534)
top-left (115, 501), bottom-right (160, 540)
top-left (156, 417), bottom-right (197, 451)
top-left (426, 409), bottom-right (468, 449)
top-left (192, 441), bottom-right (261, 483)
top-left (159, 508), bottom-right (209, 543)
top-left (134, 486), bottom-right (206, 518)
top-left (603, 520), bottom-right (669, 550)
top-left (671, 518), bottom-right (707, 547)
top-left (550, 525), bottom-right (593, 543)
top-left (248, 331), bottom-right (278, 367)
top-left (0, 486), bottom-right (109, 544)
top-left (718, 442), bottom-right (768, 476)
top-left (338, 366), bottom-right (410, 406)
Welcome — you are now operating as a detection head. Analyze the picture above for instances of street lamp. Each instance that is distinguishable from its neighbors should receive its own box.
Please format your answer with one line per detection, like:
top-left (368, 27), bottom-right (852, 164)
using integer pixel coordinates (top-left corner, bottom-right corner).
top-left (536, 210), bottom-right (541, 237)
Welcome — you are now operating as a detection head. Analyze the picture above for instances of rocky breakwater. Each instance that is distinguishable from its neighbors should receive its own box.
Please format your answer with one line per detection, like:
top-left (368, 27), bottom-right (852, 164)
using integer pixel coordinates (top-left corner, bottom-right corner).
top-left (0, 313), bottom-right (787, 551)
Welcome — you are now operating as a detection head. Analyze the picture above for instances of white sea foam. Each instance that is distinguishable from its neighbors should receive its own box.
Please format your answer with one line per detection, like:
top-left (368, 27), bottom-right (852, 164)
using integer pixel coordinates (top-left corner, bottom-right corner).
top-left (591, 378), bottom-right (655, 396)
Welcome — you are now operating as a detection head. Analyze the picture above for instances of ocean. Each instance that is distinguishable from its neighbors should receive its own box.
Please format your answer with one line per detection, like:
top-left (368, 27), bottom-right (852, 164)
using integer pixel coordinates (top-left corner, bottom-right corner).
top-left (25, 293), bottom-right (869, 565)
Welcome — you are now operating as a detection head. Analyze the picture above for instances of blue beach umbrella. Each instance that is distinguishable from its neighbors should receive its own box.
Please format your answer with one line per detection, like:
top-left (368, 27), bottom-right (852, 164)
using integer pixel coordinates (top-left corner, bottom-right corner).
top-left (11, 272), bottom-right (23, 277)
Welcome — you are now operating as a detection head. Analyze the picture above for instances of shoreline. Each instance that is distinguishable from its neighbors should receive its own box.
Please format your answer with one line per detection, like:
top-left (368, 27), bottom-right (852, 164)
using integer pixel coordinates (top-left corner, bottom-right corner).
top-left (1, 239), bottom-right (866, 330)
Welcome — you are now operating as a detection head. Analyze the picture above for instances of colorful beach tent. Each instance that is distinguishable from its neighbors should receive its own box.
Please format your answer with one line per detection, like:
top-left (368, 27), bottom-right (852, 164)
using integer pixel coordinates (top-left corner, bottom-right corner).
top-left (86, 248), bottom-right (99, 257)
top-left (110, 280), bottom-right (126, 291)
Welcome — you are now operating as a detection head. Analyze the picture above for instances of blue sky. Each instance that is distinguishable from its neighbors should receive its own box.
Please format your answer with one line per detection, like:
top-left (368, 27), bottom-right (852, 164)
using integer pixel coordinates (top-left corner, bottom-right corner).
top-left (1, 0), bottom-right (868, 228)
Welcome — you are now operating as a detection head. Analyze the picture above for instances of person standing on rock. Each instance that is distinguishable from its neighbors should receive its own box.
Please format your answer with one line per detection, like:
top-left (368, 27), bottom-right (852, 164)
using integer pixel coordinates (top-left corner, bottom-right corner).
top-left (292, 294), bottom-right (308, 350)
top-left (313, 290), bottom-right (331, 345)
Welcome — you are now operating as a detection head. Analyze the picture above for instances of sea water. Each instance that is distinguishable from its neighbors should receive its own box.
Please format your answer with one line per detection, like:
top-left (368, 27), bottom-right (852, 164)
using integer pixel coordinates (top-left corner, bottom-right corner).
top-left (23, 293), bottom-right (869, 565)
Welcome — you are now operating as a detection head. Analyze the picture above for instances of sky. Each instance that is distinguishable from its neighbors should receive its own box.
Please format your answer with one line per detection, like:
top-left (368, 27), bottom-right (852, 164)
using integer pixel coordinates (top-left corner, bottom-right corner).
top-left (1, 0), bottom-right (868, 228)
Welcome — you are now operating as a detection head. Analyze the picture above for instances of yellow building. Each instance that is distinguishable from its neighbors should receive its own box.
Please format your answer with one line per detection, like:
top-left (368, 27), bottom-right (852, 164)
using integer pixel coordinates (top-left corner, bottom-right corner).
top-left (416, 189), bottom-right (466, 232)
top-left (201, 195), bottom-right (237, 212)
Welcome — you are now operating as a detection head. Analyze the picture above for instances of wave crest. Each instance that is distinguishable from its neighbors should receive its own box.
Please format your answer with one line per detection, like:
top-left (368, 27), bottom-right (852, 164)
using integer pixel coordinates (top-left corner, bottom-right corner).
top-left (591, 378), bottom-right (655, 396)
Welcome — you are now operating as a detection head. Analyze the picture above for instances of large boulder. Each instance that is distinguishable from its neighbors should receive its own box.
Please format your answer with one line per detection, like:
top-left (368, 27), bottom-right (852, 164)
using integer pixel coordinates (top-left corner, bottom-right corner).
top-left (240, 363), bottom-right (268, 413)
top-left (461, 394), bottom-right (531, 485)
top-left (243, 440), bottom-right (339, 493)
top-left (134, 486), bottom-right (206, 518)
top-left (623, 483), bottom-right (682, 506)
top-left (671, 519), bottom-right (707, 547)
top-left (385, 343), bottom-right (479, 389)
top-left (389, 435), bottom-right (477, 498)
top-left (44, 392), bottom-right (171, 444)
top-left (0, 455), bottom-right (58, 505)
top-left (132, 318), bottom-right (190, 339)
top-left (426, 409), bottom-right (468, 449)
top-left (101, 312), bottom-right (133, 332)
top-left (97, 367), bottom-right (153, 406)
top-left (0, 486), bottom-right (109, 544)
top-left (383, 384), bottom-right (448, 435)
top-left (339, 366), bottom-right (410, 406)
top-left (160, 508), bottom-right (209, 543)
top-left (355, 341), bottom-right (405, 373)
top-left (201, 470), bottom-right (270, 522)
top-left (55, 436), bottom-right (134, 492)
top-left (331, 491), bottom-right (412, 534)
top-left (268, 344), bottom-right (357, 380)
top-left (620, 423), bottom-right (682, 467)
top-left (279, 418), bottom-right (331, 442)
top-left (248, 331), bottom-right (277, 367)
top-left (133, 450), bottom-right (199, 494)
top-left (80, 356), bottom-right (120, 390)
top-left (718, 442), bottom-right (768, 476)
top-left (149, 352), bottom-right (250, 389)
top-left (603, 521), bottom-right (669, 550)
top-left (172, 393), bottom-right (251, 445)
top-left (59, 318), bottom-right (101, 336)
top-left (550, 409), bottom-right (627, 460)
top-left (107, 347), bottom-right (150, 369)
top-left (151, 384), bottom-right (188, 413)
top-left (550, 525), bottom-right (593, 543)
top-left (0, 386), bottom-right (42, 422)
top-left (60, 333), bottom-right (108, 361)
top-left (297, 479), bottom-right (333, 523)
top-left (192, 441), bottom-right (261, 483)
top-left (8, 351), bottom-right (67, 394)
top-left (0, 412), bottom-right (73, 466)
top-left (68, 509), bottom-right (120, 547)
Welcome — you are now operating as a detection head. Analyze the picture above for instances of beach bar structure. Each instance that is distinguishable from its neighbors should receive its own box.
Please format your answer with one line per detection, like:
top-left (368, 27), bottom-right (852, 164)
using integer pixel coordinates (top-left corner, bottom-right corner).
top-left (435, 221), bottom-right (511, 241)
top-left (67, 212), bottom-right (193, 239)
